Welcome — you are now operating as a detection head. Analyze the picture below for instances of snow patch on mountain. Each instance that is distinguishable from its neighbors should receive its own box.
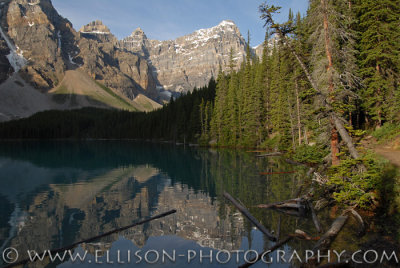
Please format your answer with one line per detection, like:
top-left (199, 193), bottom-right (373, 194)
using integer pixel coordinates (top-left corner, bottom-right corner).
top-left (0, 22), bottom-right (27, 73)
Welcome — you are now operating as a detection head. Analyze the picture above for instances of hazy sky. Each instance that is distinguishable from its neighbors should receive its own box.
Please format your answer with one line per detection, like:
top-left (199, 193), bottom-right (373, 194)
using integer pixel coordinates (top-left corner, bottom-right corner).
top-left (53, 0), bottom-right (309, 46)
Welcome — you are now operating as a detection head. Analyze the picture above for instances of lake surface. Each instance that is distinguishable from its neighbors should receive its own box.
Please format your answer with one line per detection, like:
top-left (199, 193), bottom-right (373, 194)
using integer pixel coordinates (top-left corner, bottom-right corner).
top-left (0, 141), bottom-right (397, 267)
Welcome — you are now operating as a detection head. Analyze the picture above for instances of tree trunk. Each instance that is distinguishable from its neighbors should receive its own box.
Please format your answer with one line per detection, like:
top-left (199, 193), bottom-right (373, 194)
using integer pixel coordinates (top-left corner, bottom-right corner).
top-left (322, 0), bottom-right (340, 165)
top-left (287, 94), bottom-right (296, 150)
top-left (349, 111), bottom-right (353, 127)
top-left (376, 64), bottom-right (383, 128)
top-left (295, 76), bottom-right (302, 145)
top-left (332, 115), bottom-right (360, 159)
top-left (331, 117), bottom-right (340, 165)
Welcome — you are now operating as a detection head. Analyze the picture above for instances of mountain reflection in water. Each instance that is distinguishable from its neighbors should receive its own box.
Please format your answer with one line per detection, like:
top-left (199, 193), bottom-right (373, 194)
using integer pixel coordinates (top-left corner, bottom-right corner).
top-left (0, 141), bottom-right (314, 267)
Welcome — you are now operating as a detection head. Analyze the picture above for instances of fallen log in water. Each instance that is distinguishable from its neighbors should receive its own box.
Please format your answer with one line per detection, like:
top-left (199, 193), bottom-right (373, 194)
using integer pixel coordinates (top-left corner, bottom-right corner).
top-left (2, 210), bottom-right (177, 268)
top-left (256, 197), bottom-right (308, 217)
top-left (256, 198), bottom-right (304, 208)
top-left (239, 230), bottom-right (321, 268)
top-left (224, 192), bottom-right (277, 242)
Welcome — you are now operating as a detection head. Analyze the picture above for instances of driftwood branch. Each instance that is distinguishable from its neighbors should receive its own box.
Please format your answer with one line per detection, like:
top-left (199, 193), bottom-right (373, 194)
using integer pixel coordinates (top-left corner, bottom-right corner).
top-left (224, 192), bottom-right (277, 242)
top-left (2, 210), bottom-right (177, 268)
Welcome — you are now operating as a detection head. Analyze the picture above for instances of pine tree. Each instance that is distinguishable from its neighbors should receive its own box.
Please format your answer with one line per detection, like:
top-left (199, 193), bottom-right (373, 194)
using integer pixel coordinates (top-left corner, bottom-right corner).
top-left (210, 69), bottom-right (229, 143)
top-left (224, 71), bottom-right (239, 145)
top-left (355, 0), bottom-right (400, 127)
top-left (240, 31), bottom-right (263, 147)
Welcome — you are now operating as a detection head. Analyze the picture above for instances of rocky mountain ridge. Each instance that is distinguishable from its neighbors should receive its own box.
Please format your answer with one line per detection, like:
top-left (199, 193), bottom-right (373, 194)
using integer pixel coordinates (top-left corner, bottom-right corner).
top-left (118, 20), bottom-right (247, 94)
top-left (0, 0), bottom-right (271, 121)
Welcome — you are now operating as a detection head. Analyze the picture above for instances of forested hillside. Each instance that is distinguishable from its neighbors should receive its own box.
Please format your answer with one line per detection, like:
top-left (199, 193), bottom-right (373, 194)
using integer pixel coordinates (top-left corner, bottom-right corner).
top-left (207, 0), bottom-right (399, 152)
top-left (0, 80), bottom-right (216, 141)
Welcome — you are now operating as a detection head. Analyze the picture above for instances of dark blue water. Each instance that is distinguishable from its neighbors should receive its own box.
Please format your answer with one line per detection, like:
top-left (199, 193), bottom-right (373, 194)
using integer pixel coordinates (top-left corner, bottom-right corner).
top-left (0, 141), bottom-right (326, 267)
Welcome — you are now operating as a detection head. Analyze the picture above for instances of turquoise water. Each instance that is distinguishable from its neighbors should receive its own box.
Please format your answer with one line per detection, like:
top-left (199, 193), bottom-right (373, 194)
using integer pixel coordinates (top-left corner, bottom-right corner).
top-left (0, 141), bottom-right (327, 267)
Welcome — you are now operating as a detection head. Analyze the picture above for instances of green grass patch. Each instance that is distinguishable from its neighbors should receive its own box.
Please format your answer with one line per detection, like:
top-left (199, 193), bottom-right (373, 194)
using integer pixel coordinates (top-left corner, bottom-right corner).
top-left (94, 81), bottom-right (136, 111)
top-left (371, 123), bottom-right (400, 142)
top-left (53, 85), bottom-right (69, 94)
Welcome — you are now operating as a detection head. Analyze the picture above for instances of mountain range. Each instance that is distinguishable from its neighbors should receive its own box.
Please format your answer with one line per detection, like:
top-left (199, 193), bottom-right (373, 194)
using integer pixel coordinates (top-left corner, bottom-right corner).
top-left (0, 0), bottom-right (269, 122)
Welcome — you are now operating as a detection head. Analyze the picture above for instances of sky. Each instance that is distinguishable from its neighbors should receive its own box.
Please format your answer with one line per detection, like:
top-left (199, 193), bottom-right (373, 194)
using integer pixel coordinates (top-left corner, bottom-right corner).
top-left (52, 0), bottom-right (309, 46)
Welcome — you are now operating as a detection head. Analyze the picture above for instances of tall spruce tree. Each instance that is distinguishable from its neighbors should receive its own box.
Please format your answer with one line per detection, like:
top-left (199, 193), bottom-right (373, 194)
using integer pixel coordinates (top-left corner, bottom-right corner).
top-left (355, 0), bottom-right (400, 127)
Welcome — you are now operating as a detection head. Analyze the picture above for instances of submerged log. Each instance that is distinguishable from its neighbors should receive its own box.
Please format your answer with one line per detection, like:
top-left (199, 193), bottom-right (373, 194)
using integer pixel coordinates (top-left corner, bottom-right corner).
top-left (312, 214), bottom-right (349, 253)
top-left (224, 192), bottom-right (277, 242)
top-left (345, 208), bottom-right (365, 236)
top-left (307, 200), bottom-right (323, 233)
